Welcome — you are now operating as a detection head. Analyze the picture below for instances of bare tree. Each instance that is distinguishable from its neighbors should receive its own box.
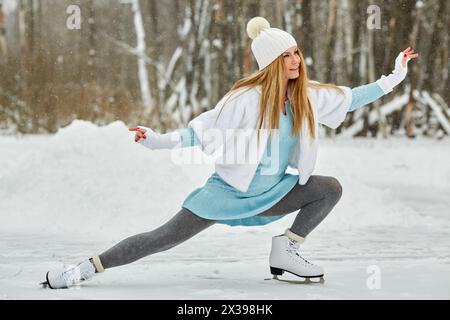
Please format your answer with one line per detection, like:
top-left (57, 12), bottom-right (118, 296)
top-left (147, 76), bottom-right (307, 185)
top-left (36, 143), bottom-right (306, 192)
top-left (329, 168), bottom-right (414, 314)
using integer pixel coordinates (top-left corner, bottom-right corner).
top-left (0, 1), bottom-right (7, 62)
top-left (404, 0), bottom-right (423, 138)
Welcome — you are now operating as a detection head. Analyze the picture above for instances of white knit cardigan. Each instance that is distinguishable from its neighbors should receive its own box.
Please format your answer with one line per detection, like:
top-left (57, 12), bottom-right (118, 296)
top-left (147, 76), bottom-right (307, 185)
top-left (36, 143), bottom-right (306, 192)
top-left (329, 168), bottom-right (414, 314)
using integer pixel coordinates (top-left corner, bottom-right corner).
top-left (185, 83), bottom-right (353, 192)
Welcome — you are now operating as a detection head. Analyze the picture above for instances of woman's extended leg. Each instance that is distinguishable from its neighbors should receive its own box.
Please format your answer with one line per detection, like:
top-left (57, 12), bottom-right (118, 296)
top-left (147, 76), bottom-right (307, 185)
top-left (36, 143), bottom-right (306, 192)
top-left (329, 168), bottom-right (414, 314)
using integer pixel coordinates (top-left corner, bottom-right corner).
top-left (98, 208), bottom-right (216, 269)
top-left (42, 208), bottom-right (215, 289)
top-left (257, 175), bottom-right (343, 237)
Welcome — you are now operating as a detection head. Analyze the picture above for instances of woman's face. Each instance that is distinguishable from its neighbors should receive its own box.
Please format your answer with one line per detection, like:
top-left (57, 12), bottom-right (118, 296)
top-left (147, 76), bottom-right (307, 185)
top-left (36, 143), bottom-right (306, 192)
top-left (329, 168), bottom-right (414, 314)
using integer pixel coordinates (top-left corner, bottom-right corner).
top-left (283, 46), bottom-right (301, 80)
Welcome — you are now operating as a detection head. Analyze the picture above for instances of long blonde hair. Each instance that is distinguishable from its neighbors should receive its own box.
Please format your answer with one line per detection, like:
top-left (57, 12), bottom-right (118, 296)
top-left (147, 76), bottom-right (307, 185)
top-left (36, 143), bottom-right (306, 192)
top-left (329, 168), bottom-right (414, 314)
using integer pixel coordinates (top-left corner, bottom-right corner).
top-left (216, 47), bottom-right (344, 145)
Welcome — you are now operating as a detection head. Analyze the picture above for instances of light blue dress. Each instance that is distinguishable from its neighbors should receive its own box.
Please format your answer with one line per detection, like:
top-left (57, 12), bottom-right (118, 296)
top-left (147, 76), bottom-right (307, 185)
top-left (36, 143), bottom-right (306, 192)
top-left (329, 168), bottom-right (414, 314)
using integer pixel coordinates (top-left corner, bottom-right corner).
top-left (180, 82), bottom-right (385, 226)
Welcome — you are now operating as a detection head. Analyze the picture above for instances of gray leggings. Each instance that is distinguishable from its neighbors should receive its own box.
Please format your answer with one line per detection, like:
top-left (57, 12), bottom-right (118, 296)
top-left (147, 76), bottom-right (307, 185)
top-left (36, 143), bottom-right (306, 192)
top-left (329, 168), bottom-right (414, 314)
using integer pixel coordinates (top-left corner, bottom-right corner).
top-left (99, 175), bottom-right (342, 269)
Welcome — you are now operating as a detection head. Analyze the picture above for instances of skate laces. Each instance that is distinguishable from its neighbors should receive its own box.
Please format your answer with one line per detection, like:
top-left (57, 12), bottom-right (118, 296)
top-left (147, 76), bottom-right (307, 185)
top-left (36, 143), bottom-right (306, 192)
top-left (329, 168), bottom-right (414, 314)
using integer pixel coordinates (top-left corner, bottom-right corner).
top-left (60, 267), bottom-right (82, 286)
top-left (287, 239), bottom-right (312, 265)
top-left (61, 262), bottom-right (95, 286)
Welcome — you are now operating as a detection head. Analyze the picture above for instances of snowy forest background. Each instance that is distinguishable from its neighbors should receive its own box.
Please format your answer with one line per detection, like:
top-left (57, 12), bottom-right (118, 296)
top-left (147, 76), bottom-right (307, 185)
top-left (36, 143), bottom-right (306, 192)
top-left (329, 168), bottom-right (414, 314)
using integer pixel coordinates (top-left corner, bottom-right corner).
top-left (0, 0), bottom-right (449, 138)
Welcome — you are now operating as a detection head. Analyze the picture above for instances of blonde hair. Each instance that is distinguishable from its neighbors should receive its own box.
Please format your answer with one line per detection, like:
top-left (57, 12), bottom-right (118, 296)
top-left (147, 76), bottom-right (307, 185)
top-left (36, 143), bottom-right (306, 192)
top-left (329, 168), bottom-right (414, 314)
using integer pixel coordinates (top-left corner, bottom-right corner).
top-left (216, 47), bottom-right (344, 145)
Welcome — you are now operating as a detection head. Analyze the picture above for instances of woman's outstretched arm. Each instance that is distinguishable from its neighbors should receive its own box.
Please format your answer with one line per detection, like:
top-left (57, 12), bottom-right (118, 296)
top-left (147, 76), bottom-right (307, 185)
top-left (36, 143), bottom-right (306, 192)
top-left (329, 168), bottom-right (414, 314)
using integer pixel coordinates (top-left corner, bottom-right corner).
top-left (130, 126), bottom-right (200, 150)
top-left (348, 82), bottom-right (385, 112)
top-left (132, 87), bottom-right (251, 152)
top-left (348, 47), bottom-right (419, 112)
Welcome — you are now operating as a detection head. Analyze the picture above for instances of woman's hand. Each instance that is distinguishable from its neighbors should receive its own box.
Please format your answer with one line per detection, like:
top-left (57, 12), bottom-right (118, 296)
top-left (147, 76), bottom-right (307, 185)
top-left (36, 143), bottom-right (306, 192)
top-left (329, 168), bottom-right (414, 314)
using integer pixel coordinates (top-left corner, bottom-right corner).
top-left (401, 47), bottom-right (419, 68)
top-left (376, 46), bottom-right (419, 94)
top-left (129, 127), bottom-right (182, 150)
top-left (129, 126), bottom-right (147, 142)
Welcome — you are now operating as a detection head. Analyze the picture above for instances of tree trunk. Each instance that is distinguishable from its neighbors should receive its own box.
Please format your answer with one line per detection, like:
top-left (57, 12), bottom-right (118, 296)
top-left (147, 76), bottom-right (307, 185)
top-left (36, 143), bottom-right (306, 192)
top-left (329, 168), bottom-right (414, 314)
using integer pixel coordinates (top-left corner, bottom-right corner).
top-left (131, 0), bottom-right (152, 114)
top-left (0, 2), bottom-right (6, 62)
top-left (404, 0), bottom-right (422, 138)
top-left (325, 0), bottom-right (337, 82)
top-left (369, 29), bottom-right (387, 138)
top-left (87, 0), bottom-right (96, 84)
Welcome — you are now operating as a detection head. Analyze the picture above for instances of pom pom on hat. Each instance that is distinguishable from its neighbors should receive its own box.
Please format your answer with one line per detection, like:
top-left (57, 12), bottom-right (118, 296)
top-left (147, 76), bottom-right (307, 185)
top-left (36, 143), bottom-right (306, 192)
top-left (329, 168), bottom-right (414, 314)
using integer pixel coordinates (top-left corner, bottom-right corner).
top-left (246, 17), bottom-right (270, 40)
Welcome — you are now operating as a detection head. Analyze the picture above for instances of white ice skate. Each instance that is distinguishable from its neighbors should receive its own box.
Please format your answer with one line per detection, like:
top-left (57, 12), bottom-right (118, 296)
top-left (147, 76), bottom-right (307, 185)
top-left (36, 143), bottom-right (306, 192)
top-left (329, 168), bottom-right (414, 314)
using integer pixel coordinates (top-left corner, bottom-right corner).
top-left (40, 256), bottom-right (104, 289)
top-left (268, 229), bottom-right (324, 284)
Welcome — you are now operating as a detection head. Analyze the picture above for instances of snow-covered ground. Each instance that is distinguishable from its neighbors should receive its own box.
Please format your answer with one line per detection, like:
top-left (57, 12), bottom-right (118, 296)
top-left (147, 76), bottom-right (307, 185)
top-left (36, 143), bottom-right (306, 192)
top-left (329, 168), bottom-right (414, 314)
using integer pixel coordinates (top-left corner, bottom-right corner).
top-left (1, 120), bottom-right (449, 299)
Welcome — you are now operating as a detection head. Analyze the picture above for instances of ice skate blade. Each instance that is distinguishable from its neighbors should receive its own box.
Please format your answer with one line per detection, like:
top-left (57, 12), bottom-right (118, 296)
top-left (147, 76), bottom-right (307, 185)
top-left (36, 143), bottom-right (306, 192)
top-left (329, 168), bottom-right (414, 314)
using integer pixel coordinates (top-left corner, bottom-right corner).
top-left (264, 275), bottom-right (325, 284)
top-left (268, 266), bottom-right (324, 283)
top-left (40, 271), bottom-right (55, 289)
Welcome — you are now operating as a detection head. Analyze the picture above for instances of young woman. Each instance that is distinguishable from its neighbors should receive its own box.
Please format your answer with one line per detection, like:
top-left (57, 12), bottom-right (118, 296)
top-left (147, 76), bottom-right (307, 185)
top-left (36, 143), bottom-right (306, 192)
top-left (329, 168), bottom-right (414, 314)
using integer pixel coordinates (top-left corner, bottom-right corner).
top-left (41, 17), bottom-right (418, 289)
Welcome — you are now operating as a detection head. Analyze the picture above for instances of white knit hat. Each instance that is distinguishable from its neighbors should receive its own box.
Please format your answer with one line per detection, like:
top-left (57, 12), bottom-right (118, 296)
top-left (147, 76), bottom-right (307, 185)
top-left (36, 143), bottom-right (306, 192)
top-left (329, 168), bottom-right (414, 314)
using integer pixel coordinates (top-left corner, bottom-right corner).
top-left (246, 17), bottom-right (297, 70)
